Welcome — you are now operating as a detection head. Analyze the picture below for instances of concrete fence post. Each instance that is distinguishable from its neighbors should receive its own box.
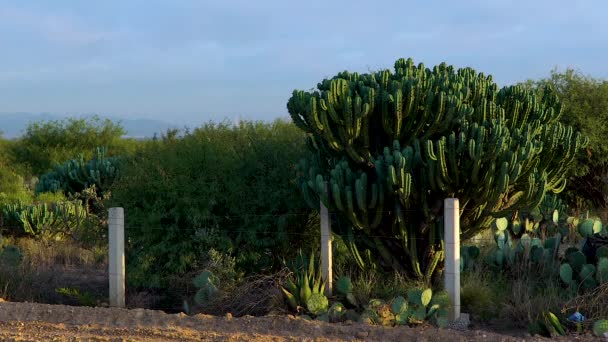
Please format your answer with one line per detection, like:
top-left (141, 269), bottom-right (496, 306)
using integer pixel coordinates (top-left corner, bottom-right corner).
top-left (108, 207), bottom-right (125, 308)
top-left (320, 182), bottom-right (333, 296)
top-left (444, 198), bottom-right (460, 321)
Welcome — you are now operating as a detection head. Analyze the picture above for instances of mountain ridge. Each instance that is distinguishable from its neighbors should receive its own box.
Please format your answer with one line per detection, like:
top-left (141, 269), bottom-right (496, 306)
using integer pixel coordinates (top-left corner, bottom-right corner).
top-left (0, 113), bottom-right (179, 139)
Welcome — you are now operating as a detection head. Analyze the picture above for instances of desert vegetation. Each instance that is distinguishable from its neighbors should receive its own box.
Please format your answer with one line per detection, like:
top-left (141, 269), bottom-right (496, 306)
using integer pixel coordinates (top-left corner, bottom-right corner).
top-left (1, 59), bottom-right (608, 338)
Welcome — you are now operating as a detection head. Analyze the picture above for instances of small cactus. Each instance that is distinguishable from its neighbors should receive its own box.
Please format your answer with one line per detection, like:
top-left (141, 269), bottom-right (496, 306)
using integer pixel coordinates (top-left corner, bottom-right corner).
top-left (328, 302), bottom-right (346, 322)
top-left (593, 319), bottom-right (608, 337)
top-left (306, 293), bottom-right (329, 316)
top-left (281, 250), bottom-right (326, 313)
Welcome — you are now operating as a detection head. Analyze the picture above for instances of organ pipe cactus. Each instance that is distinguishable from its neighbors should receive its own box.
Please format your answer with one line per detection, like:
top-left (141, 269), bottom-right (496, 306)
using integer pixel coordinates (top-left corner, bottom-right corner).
top-left (36, 147), bottom-right (119, 197)
top-left (289, 57), bottom-right (588, 280)
top-left (1, 199), bottom-right (87, 238)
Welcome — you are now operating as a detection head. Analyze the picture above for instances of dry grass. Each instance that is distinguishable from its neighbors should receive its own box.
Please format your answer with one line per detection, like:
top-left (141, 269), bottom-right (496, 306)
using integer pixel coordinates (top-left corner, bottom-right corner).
top-left (460, 239), bottom-right (568, 329)
top-left (14, 238), bottom-right (107, 268)
top-left (562, 282), bottom-right (608, 328)
top-left (461, 271), bottom-right (503, 323)
top-left (195, 268), bottom-right (291, 317)
top-left (0, 237), bottom-right (108, 305)
top-left (498, 277), bottom-right (565, 328)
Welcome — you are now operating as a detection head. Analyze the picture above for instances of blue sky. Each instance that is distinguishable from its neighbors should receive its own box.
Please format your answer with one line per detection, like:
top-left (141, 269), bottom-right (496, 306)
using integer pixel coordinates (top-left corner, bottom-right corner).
top-left (0, 0), bottom-right (606, 126)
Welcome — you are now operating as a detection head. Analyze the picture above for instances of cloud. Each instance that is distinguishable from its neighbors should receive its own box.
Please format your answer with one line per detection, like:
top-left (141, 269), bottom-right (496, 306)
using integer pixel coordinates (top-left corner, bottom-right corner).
top-left (0, 6), bottom-right (115, 45)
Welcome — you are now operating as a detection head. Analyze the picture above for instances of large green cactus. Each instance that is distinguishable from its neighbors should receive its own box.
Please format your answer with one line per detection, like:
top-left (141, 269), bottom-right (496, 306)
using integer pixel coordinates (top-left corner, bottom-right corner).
top-left (1, 199), bottom-right (87, 238)
top-left (36, 147), bottom-right (119, 197)
top-left (288, 58), bottom-right (588, 280)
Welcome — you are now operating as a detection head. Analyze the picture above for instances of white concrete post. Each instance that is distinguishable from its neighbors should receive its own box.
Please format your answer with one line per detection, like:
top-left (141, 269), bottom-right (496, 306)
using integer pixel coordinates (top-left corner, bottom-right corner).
top-left (108, 207), bottom-right (125, 308)
top-left (444, 198), bottom-right (460, 321)
top-left (320, 182), bottom-right (333, 296)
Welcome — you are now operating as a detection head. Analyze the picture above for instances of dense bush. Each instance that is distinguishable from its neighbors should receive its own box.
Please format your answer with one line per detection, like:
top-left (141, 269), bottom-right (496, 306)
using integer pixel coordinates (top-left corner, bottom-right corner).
top-left (108, 120), bottom-right (319, 287)
top-left (10, 116), bottom-right (136, 176)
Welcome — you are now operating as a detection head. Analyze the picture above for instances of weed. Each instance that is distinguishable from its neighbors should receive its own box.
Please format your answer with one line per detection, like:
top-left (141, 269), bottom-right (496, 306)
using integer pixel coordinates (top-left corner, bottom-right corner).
top-left (55, 287), bottom-right (97, 307)
top-left (460, 271), bottom-right (504, 323)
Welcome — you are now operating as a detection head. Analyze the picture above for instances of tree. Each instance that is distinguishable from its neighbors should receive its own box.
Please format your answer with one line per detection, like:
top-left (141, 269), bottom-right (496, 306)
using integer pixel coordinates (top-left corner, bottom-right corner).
top-left (525, 69), bottom-right (608, 215)
top-left (288, 58), bottom-right (587, 281)
top-left (11, 116), bottom-right (128, 176)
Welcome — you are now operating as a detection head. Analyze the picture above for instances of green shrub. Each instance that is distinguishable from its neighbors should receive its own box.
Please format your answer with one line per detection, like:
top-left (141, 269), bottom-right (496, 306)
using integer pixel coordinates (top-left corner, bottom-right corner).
top-left (10, 116), bottom-right (130, 175)
top-left (108, 120), bottom-right (318, 287)
top-left (55, 287), bottom-right (97, 307)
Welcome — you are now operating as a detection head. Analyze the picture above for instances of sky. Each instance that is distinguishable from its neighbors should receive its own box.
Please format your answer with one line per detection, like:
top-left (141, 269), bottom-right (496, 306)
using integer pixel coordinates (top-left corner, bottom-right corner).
top-left (0, 0), bottom-right (607, 127)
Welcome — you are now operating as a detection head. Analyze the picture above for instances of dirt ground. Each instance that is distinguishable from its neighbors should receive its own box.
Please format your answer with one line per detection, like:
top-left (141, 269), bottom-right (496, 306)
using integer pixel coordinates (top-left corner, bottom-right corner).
top-left (0, 300), bottom-right (602, 341)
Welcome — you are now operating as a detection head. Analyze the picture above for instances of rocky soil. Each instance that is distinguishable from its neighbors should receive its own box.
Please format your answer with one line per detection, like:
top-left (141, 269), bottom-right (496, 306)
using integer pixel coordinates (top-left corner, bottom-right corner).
top-left (0, 300), bottom-right (602, 341)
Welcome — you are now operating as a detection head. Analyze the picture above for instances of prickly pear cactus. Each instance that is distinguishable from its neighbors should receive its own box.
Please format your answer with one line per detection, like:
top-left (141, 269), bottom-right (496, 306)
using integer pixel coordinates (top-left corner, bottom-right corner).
top-left (579, 219), bottom-right (597, 237)
top-left (559, 263), bottom-right (573, 285)
top-left (390, 296), bottom-right (408, 315)
top-left (407, 287), bottom-right (432, 307)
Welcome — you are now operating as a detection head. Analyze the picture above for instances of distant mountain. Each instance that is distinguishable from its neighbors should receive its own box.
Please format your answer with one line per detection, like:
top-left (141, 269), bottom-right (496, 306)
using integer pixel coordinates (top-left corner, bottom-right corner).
top-left (0, 113), bottom-right (178, 139)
